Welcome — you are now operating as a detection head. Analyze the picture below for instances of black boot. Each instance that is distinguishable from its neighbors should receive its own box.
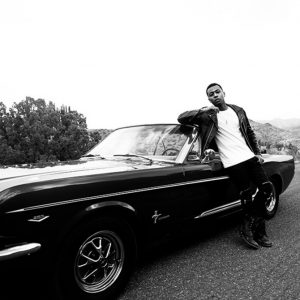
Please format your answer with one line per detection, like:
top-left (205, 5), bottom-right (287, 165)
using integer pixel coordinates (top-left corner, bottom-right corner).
top-left (253, 217), bottom-right (273, 247)
top-left (239, 214), bottom-right (260, 249)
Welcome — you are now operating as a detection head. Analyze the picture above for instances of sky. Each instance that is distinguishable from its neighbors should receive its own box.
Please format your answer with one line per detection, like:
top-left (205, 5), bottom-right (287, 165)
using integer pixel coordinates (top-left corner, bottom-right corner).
top-left (1, 0), bottom-right (300, 129)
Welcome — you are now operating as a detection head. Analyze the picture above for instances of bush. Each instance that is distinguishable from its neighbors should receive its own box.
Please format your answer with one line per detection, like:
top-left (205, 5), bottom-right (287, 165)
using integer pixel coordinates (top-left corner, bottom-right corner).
top-left (0, 98), bottom-right (90, 165)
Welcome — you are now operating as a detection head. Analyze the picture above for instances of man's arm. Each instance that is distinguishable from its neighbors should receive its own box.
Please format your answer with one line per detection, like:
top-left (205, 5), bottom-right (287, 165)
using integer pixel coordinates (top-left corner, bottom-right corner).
top-left (243, 109), bottom-right (262, 157)
top-left (177, 106), bottom-right (219, 125)
top-left (177, 109), bottom-right (200, 125)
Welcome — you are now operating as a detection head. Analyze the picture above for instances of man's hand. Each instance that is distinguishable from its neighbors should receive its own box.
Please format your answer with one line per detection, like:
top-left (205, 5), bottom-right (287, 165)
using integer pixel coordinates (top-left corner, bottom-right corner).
top-left (202, 106), bottom-right (220, 114)
top-left (201, 149), bottom-right (216, 163)
top-left (256, 154), bottom-right (264, 164)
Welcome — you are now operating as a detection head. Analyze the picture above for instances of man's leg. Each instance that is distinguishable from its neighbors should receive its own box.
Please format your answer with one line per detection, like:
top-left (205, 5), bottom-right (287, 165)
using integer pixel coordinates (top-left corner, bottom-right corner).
top-left (239, 187), bottom-right (260, 249)
top-left (249, 158), bottom-right (273, 247)
top-left (227, 160), bottom-right (259, 249)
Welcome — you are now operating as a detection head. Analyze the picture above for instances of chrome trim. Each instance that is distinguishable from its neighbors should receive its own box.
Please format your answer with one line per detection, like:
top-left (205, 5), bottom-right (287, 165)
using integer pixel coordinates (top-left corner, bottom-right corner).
top-left (86, 201), bottom-right (135, 212)
top-left (0, 243), bottom-right (41, 261)
top-left (6, 176), bottom-right (229, 214)
top-left (28, 215), bottom-right (50, 222)
top-left (202, 123), bottom-right (214, 153)
top-left (175, 126), bottom-right (199, 163)
top-left (194, 200), bottom-right (241, 219)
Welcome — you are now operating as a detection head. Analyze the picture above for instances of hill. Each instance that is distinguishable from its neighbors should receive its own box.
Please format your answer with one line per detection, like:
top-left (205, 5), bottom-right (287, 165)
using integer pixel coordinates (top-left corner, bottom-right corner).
top-left (289, 126), bottom-right (300, 139)
top-left (250, 120), bottom-right (295, 144)
top-left (259, 118), bottom-right (300, 130)
top-left (250, 120), bottom-right (300, 159)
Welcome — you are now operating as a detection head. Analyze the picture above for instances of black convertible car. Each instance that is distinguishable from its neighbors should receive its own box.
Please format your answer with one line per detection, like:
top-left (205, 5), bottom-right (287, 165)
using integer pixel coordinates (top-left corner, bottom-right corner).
top-left (0, 124), bottom-right (295, 299)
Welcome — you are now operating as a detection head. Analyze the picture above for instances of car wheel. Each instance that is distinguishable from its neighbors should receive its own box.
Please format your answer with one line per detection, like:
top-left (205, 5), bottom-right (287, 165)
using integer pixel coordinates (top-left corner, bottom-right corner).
top-left (53, 217), bottom-right (137, 300)
top-left (263, 181), bottom-right (279, 219)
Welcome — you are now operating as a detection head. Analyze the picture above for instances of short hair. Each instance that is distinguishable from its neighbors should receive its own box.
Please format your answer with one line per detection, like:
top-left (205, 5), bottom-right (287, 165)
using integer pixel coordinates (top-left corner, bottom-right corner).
top-left (206, 83), bottom-right (223, 95)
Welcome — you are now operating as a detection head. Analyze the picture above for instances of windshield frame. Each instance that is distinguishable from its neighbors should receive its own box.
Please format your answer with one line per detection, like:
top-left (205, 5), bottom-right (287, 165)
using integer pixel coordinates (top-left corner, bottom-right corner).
top-left (83, 124), bottom-right (198, 164)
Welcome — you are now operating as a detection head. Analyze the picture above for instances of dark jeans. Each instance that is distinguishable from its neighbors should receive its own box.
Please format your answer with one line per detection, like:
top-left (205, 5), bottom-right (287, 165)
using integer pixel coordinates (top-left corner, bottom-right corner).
top-left (226, 156), bottom-right (271, 217)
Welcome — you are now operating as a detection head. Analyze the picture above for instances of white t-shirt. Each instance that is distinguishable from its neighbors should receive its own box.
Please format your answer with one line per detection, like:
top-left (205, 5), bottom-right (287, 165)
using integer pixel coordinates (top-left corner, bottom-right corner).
top-left (215, 107), bottom-right (254, 168)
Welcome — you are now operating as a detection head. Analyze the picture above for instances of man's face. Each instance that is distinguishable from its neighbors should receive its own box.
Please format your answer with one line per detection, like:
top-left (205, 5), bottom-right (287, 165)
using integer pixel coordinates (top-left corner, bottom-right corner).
top-left (207, 85), bottom-right (226, 107)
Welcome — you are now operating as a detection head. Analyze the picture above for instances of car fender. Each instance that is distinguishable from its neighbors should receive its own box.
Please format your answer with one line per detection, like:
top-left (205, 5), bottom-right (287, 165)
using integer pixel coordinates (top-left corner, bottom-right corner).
top-left (52, 200), bottom-right (142, 255)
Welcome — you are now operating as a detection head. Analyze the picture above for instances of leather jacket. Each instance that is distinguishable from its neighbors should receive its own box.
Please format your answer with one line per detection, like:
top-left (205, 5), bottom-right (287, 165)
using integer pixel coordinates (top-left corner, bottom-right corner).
top-left (177, 104), bottom-right (261, 157)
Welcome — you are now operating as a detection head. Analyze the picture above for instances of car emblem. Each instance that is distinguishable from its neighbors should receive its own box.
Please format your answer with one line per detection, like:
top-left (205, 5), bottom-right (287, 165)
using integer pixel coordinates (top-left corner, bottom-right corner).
top-left (28, 215), bottom-right (49, 222)
top-left (152, 210), bottom-right (170, 224)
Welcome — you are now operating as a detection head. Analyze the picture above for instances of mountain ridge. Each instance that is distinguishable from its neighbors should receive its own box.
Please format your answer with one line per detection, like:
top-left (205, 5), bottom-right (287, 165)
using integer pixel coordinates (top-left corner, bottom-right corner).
top-left (258, 118), bottom-right (300, 130)
top-left (250, 119), bottom-right (300, 159)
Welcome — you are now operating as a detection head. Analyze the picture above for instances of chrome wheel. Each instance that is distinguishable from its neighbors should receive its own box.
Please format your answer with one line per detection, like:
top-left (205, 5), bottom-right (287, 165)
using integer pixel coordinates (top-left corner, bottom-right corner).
top-left (264, 181), bottom-right (279, 219)
top-left (74, 230), bottom-right (125, 294)
top-left (265, 192), bottom-right (276, 212)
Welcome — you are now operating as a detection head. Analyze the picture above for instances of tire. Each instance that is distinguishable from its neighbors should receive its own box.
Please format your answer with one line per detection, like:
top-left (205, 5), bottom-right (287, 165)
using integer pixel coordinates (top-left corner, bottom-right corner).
top-left (263, 181), bottom-right (279, 219)
top-left (53, 217), bottom-right (137, 300)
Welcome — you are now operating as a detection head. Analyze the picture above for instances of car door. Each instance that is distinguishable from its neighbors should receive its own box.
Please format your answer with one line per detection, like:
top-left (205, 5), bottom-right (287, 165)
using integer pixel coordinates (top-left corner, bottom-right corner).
top-left (181, 137), bottom-right (240, 220)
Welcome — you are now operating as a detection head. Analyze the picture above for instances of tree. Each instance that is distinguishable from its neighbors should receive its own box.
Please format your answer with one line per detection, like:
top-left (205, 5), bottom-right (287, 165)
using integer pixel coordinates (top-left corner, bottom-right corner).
top-left (51, 109), bottom-right (90, 161)
top-left (287, 142), bottom-right (298, 159)
top-left (87, 129), bottom-right (112, 150)
top-left (0, 97), bottom-right (90, 165)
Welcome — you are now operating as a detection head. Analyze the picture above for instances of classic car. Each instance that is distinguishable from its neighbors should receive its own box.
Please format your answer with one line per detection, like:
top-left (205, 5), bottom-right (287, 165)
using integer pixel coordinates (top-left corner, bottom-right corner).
top-left (0, 124), bottom-right (295, 299)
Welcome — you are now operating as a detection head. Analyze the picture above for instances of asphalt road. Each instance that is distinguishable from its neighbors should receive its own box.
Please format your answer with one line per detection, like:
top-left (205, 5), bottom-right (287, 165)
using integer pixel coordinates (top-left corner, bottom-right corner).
top-left (1, 164), bottom-right (299, 300)
top-left (119, 163), bottom-right (300, 300)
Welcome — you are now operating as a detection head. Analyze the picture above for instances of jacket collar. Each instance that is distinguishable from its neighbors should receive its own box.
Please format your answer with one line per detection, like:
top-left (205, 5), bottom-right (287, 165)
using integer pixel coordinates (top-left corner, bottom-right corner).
top-left (227, 104), bottom-right (242, 114)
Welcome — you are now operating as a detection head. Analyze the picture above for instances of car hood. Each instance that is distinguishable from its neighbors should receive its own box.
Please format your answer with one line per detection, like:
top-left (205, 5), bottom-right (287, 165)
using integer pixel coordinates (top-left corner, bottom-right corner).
top-left (0, 158), bottom-right (164, 193)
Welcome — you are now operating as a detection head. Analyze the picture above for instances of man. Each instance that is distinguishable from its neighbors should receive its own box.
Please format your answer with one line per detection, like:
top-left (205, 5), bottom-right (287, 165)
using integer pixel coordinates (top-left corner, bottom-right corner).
top-left (178, 83), bottom-right (273, 249)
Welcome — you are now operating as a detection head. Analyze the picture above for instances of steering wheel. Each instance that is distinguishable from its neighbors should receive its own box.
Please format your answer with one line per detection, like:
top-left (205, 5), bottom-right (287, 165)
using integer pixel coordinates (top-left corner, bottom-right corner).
top-left (161, 148), bottom-right (180, 156)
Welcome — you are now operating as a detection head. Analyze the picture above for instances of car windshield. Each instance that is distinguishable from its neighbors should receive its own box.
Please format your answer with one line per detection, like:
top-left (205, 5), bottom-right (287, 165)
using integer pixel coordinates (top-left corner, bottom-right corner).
top-left (84, 124), bottom-right (194, 162)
